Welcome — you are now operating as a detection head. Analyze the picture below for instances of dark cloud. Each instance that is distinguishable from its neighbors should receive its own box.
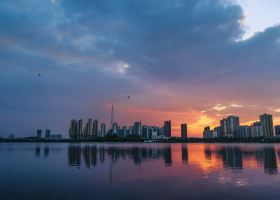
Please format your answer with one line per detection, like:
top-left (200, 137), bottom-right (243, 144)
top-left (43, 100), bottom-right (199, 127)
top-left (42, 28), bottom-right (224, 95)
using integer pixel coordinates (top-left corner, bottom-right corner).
top-left (0, 0), bottom-right (280, 136)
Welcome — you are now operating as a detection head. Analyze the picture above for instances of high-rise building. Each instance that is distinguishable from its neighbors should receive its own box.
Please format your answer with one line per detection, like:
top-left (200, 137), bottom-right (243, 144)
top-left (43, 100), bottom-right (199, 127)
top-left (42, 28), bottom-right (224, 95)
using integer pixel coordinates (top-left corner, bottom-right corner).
top-left (163, 120), bottom-right (171, 138)
top-left (78, 119), bottom-right (83, 139)
top-left (213, 126), bottom-right (222, 138)
top-left (275, 125), bottom-right (280, 136)
top-left (220, 116), bottom-right (239, 138)
top-left (92, 120), bottom-right (98, 138)
top-left (237, 126), bottom-right (249, 138)
top-left (45, 129), bottom-right (51, 139)
top-left (181, 124), bottom-right (187, 140)
top-left (249, 122), bottom-right (263, 138)
top-left (100, 123), bottom-right (106, 137)
top-left (84, 119), bottom-right (93, 138)
top-left (112, 123), bottom-right (119, 135)
top-left (133, 121), bottom-right (142, 135)
top-left (203, 126), bottom-right (213, 138)
top-left (260, 114), bottom-right (274, 139)
top-left (69, 119), bottom-right (78, 139)
top-left (37, 129), bottom-right (42, 139)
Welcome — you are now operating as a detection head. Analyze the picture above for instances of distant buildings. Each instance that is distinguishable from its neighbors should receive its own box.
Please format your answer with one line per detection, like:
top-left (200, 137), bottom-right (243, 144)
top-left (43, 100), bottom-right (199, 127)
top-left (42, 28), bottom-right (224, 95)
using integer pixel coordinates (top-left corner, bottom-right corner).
top-left (203, 113), bottom-right (278, 140)
top-left (181, 124), bottom-right (187, 140)
top-left (68, 118), bottom-right (172, 140)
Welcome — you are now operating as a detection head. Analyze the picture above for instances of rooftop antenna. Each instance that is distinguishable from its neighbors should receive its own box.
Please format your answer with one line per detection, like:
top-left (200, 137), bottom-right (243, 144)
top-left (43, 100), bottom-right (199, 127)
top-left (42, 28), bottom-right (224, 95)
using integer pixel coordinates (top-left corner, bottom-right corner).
top-left (110, 104), bottom-right (114, 129)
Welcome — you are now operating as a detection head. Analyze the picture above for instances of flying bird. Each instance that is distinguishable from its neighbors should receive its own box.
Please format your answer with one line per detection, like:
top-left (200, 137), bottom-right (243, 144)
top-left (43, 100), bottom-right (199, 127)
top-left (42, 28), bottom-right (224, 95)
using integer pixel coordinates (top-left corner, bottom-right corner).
top-left (127, 96), bottom-right (131, 99)
top-left (38, 73), bottom-right (41, 77)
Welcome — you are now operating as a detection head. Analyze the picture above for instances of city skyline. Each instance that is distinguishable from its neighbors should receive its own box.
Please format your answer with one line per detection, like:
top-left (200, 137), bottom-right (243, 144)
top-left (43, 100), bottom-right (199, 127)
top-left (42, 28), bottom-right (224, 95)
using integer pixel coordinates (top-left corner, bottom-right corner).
top-left (1, 0), bottom-right (280, 137)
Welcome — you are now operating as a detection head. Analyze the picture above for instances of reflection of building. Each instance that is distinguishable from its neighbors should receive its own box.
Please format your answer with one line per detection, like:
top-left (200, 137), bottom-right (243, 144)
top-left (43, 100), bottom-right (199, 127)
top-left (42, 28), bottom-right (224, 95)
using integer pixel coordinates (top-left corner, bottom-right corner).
top-left (263, 148), bottom-right (277, 174)
top-left (260, 114), bottom-right (274, 139)
top-left (164, 147), bottom-right (172, 166)
top-left (204, 146), bottom-right (212, 161)
top-left (221, 147), bottom-right (243, 170)
top-left (181, 145), bottom-right (188, 164)
top-left (181, 124), bottom-right (187, 140)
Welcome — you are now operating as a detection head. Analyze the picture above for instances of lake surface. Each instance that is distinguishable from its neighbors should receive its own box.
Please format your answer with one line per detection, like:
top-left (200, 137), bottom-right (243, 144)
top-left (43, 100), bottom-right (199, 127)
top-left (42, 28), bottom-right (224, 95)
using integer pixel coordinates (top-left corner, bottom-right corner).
top-left (1, 143), bottom-right (280, 200)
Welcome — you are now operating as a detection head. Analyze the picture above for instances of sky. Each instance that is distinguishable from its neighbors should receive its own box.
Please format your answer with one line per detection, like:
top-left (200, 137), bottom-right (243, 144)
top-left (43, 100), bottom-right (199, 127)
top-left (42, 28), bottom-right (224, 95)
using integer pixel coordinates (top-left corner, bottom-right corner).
top-left (1, 0), bottom-right (280, 137)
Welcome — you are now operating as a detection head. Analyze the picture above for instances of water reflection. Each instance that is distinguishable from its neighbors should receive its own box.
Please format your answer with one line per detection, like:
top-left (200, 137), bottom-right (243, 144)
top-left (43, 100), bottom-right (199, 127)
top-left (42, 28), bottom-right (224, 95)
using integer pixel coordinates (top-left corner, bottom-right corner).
top-left (66, 144), bottom-right (279, 175)
top-left (68, 145), bottom-right (173, 167)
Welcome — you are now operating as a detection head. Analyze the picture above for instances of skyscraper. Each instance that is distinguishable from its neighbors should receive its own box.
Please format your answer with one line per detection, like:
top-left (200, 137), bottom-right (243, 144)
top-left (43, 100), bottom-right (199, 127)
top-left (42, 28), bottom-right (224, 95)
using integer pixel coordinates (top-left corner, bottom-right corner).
top-left (78, 119), bottom-right (83, 139)
top-left (101, 123), bottom-right (106, 137)
top-left (181, 124), bottom-right (187, 140)
top-left (133, 121), bottom-right (142, 135)
top-left (163, 120), bottom-right (171, 138)
top-left (275, 125), bottom-right (280, 136)
top-left (37, 129), bottom-right (42, 139)
top-left (260, 114), bottom-right (274, 139)
top-left (84, 118), bottom-right (93, 138)
top-left (112, 123), bottom-right (118, 134)
top-left (45, 129), bottom-right (51, 139)
top-left (220, 115), bottom-right (239, 138)
top-left (92, 120), bottom-right (98, 138)
top-left (69, 119), bottom-right (78, 139)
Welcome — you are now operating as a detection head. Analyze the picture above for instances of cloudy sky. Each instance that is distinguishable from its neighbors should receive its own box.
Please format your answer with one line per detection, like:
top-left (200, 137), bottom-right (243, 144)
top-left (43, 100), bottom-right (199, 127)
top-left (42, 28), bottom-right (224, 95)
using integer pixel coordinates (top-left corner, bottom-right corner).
top-left (1, 0), bottom-right (280, 137)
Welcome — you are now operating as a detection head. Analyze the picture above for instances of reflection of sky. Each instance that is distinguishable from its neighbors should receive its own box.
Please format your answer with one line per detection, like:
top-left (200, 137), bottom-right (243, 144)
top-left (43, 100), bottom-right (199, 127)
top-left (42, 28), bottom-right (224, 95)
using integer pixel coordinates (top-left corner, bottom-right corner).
top-left (1, 1), bottom-right (280, 138)
top-left (1, 143), bottom-right (280, 199)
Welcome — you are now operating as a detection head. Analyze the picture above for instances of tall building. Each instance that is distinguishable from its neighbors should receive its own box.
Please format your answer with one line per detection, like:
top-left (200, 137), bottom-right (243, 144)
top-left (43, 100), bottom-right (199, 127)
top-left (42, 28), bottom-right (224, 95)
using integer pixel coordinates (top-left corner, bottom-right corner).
top-left (37, 129), bottom-right (42, 139)
top-left (69, 119), bottom-right (78, 139)
top-left (100, 123), bottom-right (106, 137)
top-left (220, 115), bottom-right (239, 138)
top-left (84, 119), bottom-right (93, 138)
top-left (181, 124), bottom-right (187, 140)
top-left (78, 119), bottom-right (83, 139)
top-left (275, 125), bottom-right (280, 136)
top-left (163, 120), bottom-right (171, 138)
top-left (112, 123), bottom-right (119, 134)
top-left (45, 129), bottom-right (51, 139)
top-left (92, 120), bottom-right (98, 138)
top-left (250, 122), bottom-right (263, 138)
top-left (213, 126), bottom-right (222, 138)
top-left (203, 126), bottom-right (213, 138)
top-left (133, 121), bottom-right (142, 135)
top-left (237, 126), bottom-right (249, 139)
top-left (260, 114), bottom-right (274, 139)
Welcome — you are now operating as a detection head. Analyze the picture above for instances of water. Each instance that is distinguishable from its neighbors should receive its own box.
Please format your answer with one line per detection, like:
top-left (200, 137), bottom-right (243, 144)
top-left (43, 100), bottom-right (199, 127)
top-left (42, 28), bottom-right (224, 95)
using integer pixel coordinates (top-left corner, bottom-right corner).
top-left (1, 143), bottom-right (280, 200)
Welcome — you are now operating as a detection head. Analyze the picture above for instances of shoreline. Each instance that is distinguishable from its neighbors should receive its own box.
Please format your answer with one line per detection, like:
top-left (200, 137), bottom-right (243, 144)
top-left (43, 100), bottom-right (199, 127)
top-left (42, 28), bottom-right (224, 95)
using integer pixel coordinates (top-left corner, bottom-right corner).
top-left (1, 138), bottom-right (280, 144)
